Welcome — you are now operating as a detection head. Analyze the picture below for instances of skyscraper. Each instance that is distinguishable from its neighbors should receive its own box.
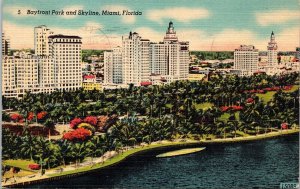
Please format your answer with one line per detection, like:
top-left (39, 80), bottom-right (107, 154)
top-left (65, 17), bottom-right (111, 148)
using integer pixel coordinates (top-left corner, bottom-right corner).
top-left (151, 21), bottom-right (189, 81)
top-left (267, 31), bottom-right (278, 67)
top-left (234, 45), bottom-right (259, 76)
top-left (48, 34), bottom-right (82, 91)
top-left (103, 22), bottom-right (190, 86)
top-left (122, 32), bottom-right (150, 85)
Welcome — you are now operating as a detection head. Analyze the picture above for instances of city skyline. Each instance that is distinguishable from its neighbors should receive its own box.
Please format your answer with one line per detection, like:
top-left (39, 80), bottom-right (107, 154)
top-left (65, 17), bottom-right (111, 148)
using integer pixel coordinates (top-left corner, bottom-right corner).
top-left (3, 0), bottom-right (300, 51)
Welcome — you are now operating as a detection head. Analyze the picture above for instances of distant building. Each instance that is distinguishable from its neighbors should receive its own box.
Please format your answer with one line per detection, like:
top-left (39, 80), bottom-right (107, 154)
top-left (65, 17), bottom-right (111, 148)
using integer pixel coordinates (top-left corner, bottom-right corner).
top-left (2, 33), bottom-right (10, 56)
top-left (188, 74), bottom-right (206, 81)
top-left (296, 47), bottom-right (300, 60)
top-left (82, 75), bottom-right (102, 91)
top-left (104, 47), bottom-right (123, 84)
top-left (267, 31), bottom-right (278, 67)
top-left (234, 45), bottom-right (259, 76)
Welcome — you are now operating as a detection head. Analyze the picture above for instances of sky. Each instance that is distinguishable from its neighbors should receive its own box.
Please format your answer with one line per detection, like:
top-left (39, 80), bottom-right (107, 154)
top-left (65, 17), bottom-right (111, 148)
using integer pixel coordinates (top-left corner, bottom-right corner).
top-left (2, 0), bottom-right (300, 51)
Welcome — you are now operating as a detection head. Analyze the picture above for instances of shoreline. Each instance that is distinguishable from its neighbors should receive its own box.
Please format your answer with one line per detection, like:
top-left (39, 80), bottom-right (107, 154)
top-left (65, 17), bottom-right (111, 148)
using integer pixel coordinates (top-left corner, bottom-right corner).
top-left (2, 128), bottom-right (299, 188)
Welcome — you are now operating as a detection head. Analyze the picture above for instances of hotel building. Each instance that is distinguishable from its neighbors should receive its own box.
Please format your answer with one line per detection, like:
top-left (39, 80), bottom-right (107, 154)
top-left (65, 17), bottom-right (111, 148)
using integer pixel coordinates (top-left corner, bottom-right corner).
top-left (2, 26), bottom-right (82, 98)
top-left (104, 22), bottom-right (190, 86)
top-left (233, 45), bottom-right (259, 76)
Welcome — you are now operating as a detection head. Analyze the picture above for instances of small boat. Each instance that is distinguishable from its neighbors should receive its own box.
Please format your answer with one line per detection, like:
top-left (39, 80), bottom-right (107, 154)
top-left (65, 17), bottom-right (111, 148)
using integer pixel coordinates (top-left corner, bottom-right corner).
top-left (156, 147), bottom-right (206, 158)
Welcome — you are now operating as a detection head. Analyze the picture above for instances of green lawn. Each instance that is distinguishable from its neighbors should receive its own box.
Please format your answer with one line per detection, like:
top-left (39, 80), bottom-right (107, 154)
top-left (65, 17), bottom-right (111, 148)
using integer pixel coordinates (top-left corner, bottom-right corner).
top-left (219, 112), bottom-right (240, 122)
top-left (257, 85), bottom-right (299, 104)
top-left (3, 159), bottom-right (37, 172)
top-left (256, 91), bottom-right (276, 104)
top-left (165, 104), bottom-right (173, 109)
top-left (194, 102), bottom-right (214, 110)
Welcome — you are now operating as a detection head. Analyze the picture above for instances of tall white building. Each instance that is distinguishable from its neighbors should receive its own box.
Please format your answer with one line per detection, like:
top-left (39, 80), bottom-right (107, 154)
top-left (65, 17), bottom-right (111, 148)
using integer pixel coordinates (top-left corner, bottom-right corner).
top-left (104, 47), bottom-right (123, 84)
top-left (104, 51), bottom-right (113, 84)
top-left (234, 45), bottom-right (259, 76)
top-left (150, 21), bottom-right (190, 82)
top-left (48, 34), bottom-right (82, 91)
top-left (34, 25), bottom-right (54, 56)
top-left (122, 32), bottom-right (150, 85)
top-left (104, 22), bottom-right (190, 86)
top-left (2, 27), bottom-right (82, 98)
top-left (267, 31), bottom-right (278, 67)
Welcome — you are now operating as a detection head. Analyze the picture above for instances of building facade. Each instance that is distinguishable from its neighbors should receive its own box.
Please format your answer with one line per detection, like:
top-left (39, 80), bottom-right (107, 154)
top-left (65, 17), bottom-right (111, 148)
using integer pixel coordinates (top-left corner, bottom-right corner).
top-left (48, 35), bottom-right (82, 91)
top-left (2, 26), bottom-right (82, 98)
top-left (122, 32), bottom-right (150, 85)
top-left (234, 45), bottom-right (259, 76)
top-left (104, 22), bottom-right (190, 86)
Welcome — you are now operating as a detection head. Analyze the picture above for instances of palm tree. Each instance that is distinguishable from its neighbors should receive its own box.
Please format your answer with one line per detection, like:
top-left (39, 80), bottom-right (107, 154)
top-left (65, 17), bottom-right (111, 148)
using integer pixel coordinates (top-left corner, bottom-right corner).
top-left (20, 134), bottom-right (36, 160)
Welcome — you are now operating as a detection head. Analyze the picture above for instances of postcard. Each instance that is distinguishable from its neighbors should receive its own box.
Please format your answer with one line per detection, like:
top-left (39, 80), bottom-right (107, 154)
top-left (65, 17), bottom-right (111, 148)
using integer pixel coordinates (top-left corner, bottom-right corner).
top-left (1, 0), bottom-right (299, 188)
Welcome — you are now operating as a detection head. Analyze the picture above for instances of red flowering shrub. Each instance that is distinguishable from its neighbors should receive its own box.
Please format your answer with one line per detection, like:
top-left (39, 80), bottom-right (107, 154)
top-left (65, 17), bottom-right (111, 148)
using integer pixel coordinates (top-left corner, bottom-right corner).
top-left (264, 87), bottom-right (272, 91)
top-left (220, 106), bottom-right (230, 112)
top-left (27, 112), bottom-right (34, 121)
top-left (70, 118), bottom-right (83, 129)
top-left (62, 128), bottom-right (92, 141)
top-left (28, 164), bottom-right (40, 170)
top-left (283, 85), bottom-right (292, 91)
top-left (257, 90), bottom-right (265, 94)
top-left (10, 113), bottom-right (23, 122)
top-left (83, 116), bottom-right (98, 126)
top-left (246, 98), bottom-right (254, 103)
top-left (281, 123), bottom-right (288, 129)
top-left (220, 105), bottom-right (243, 112)
top-left (249, 89), bottom-right (256, 93)
top-left (232, 105), bottom-right (243, 111)
top-left (272, 86), bottom-right (280, 91)
top-left (37, 111), bottom-right (47, 120)
top-left (19, 119), bottom-right (24, 123)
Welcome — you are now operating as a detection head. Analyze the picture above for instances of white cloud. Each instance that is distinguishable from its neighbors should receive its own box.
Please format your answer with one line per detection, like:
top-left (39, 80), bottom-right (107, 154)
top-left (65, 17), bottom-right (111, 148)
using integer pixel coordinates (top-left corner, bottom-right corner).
top-left (132, 27), bottom-right (299, 51)
top-left (3, 21), bottom-right (120, 50)
top-left (61, 5), bottom-right (84, 19)
top-left (3, 20), bottom-right (299, 51)
top-left (275, 27), bottom-right (300, 51)
top-left (102, 5), bottom-right (136, 24)
top-left (256, 10), bottom-right (300, 26)
top-left (3, 21), bottom-right (34, 49)
top-left (146, 7), bottom-right (210, 24)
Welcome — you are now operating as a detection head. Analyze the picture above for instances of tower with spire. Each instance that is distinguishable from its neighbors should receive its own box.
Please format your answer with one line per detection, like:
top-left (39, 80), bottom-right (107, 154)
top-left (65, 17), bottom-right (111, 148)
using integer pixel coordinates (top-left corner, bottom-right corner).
top-left (267, 31), bottom-right (278, 67)
top-left (163, 21), bottom-right (178, 42)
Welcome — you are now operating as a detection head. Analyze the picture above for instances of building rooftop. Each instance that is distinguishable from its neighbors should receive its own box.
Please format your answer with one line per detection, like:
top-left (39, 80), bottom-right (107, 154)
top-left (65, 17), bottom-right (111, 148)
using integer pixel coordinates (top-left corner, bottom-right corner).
top-left (48, 34), bottom-right (81, 39)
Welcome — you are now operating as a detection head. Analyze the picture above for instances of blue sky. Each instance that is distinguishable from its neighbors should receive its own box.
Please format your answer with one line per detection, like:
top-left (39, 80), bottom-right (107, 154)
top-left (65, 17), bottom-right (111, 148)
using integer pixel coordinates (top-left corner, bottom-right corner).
top-left (3, 0), bottom-right (300, 50)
